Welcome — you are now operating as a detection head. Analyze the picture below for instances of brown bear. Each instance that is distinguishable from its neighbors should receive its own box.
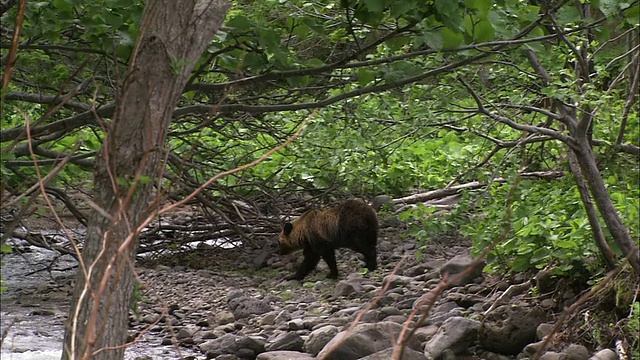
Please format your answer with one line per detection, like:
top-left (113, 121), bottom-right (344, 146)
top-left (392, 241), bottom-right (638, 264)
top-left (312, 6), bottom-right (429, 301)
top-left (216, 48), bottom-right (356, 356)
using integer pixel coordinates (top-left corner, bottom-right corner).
top-left (278, 199), bottom-right (379, 281)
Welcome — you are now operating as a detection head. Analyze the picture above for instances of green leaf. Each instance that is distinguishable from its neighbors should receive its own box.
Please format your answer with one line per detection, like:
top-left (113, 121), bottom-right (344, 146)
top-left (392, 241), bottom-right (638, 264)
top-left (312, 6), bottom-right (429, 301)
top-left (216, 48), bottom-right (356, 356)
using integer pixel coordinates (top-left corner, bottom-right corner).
top-left (440, 27), bottom-right (464, 48)
top-left (436, 0), bottom-right (463, 30)
top-left (390, 1), bottom-right (413, 18)
top-left (305, 58), bottom-right (325, 68)
top-left (301, 17), bottom-right (325, 35)
top-left (286, 76), bottom-right (310, 87)
top-left (52, 0), bottom-right (74, 13)
top-left (364, 0), bottom-right (386, 12)
top-left (357, 68), bottom-right (376, 86)
top-left (385, 36), bottom-right (410, 51)
top-left (424, 31), bottom-right (444, 51)
top-left (530, 247), bottom-right (551, 263)
top-left (554, 239), bottom-right (577, 249)
top-left (512, 256), bottom-right (531, 272)
top-left (354, 4), bottom-right (384, 26)
top-left (104, 12), bottom-right (124, 29)
top-left (227, 15), bottom-right (255, 31)
top-left (474, 19), bottom-right (495, 42)
top-left (524, 26), bottom-right (545, 52)
top-left (1, 244), bottom-right (12, 254)
top-left (243, 51), bottom-right (267, 69)
top-left (435, 0), bottom-right (455, 18)
top-left (465, 0), bottom-right (492, 16)
top-left (257, 28), bottom-right (281, 51)
top-left (597, 0), bottom-right (623, 19)
top-left (623, 3), bottom-right (639, 25)
top-left (556, 4), bottom-right (582, 24)
top-left (520, 5), bottom-right (541, 23)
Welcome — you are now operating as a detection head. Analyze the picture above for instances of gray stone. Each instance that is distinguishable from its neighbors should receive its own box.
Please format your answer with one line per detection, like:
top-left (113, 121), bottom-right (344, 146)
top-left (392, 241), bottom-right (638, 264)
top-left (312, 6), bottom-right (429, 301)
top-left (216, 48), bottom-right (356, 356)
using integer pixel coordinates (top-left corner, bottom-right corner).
top-left (535, 268), bottom-right (556, 294)
top-left (479, 350), bottom-right (511, 360)
top-left (360, 309), bottom-right (383, 323)
top-left (427, 301), bottom-right (465, 325)
top-left (372, 195), bottom-right (394, 212)
top-left (397, 296), bottom-right (419, 310)
top-left (405, 263), bottom-right (431, 277)
top-left (589, 349), bottom-right (617, 360)
top-left (334, 279), bottom-right (364, 297)
top-left (254, 248), bottom-right (272, 270)
top-left (216, 355), bottom-right (242, 360)
top-left (142, 313), bottom-right (161, 324)
top-left (439, 254), bottom-right (485, 286)
top-left (383, 274), bottom-right (414, 288)
top-left (480, 304), bottom-right (547, 355)
top-left (441, 349), bottom-right (457, 360)
top-left (541, 298), bottom-right (557, 308)
top-left (199, 334), bottom-right (265, 359)
top-left (537, 323), bottom-right (555, 340)
top-left (274, 310), bottom-right (292, 324)
top-left (176, 325), bottom-right (199, 340)
top-left (383, 314), bottom-right (408, 325)
top-left (523, 340), bottom-right (548, 357)
top-left (260, 311), bottom-right (277, 326)
top-left (564, 344), bottom-right (590, 360)
top-left (413, 325), bottom-right (438, 343)
top-left (317, 321), bottom-right (421, 360)
top-left (380, 306), bottom-right (403, 317)
top-left (304, 325), bottom-right (339, 356)
top-left (228, 296), bottom-right (273, 319)
top-left (359, 347), bottom-right (428, 360)
top-left (423, 316), bottom-right (480, 359)
top-left (256, 350), bottom-right (315, 360)
top-left (265, 332), bottom-right (304, 352)
top-left (288, 318), bottom-right (305, 330)
top-left (540, 351), bottom-right (567, 360)
top-left (336, 306), bottom-right (361, 317)
top-left (226, 289), bottom-right (245, 302)
top-left (30, 309), bottom-right (55, 316)
top-left (412, 293), bottom-right (437, 313)
top-left (215, 310), bottom-right (235, 325)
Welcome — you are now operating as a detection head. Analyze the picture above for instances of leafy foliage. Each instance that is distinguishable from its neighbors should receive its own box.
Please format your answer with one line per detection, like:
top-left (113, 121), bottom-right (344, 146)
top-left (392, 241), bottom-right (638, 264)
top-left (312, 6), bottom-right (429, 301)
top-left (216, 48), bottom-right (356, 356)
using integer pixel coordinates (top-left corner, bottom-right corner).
top-left (1, 0), bottom-right (638, 279)
top-left (469, 180), bottom-right (598, 274)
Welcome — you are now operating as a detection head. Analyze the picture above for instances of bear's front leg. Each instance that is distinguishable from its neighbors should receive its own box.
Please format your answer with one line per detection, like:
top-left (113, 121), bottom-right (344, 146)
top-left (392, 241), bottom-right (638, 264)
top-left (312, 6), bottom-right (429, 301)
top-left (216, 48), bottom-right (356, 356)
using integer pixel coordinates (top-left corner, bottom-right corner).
top-left (284, 247), bottom-right (321, 281)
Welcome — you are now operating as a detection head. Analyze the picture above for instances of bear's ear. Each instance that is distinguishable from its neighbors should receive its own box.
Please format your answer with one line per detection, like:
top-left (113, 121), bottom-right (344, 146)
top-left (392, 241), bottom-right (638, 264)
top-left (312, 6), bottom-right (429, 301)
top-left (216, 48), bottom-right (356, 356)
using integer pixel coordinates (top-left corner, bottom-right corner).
top-left (283, 222), bottom-right (294, 236)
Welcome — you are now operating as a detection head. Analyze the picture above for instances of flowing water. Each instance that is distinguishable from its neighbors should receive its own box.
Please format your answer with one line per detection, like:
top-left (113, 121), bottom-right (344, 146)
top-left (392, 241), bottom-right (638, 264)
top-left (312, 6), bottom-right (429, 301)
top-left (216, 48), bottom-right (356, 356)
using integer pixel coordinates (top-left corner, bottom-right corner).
top-left (1, 233), bottom-right (203, 359)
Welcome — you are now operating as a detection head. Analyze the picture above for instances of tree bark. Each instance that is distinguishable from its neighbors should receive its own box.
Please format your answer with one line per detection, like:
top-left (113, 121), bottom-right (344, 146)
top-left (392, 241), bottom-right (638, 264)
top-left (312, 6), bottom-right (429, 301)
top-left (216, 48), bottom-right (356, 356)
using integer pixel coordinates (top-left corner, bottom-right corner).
top-left (566, 147), bottom-right (616, 269)
top-left (524, 46), bottom-right (639, 274)
top-left (573, 136), bottom-right (640, 273)
top-left (61, 1), bottom-right (230, 359)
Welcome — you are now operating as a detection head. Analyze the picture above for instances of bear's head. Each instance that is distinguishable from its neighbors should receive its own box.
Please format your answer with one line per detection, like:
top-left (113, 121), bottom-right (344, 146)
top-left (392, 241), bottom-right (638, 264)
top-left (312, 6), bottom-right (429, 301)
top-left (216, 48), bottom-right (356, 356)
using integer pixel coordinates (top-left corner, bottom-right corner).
top-left (278, 222), bottom-right (297, 254)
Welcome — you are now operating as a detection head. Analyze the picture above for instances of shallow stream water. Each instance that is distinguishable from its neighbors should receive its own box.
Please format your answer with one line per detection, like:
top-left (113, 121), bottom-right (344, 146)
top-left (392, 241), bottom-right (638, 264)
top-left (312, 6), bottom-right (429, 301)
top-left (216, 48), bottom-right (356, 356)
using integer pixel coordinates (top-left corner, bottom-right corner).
top-left (1, 238), bottom-right (203, 359)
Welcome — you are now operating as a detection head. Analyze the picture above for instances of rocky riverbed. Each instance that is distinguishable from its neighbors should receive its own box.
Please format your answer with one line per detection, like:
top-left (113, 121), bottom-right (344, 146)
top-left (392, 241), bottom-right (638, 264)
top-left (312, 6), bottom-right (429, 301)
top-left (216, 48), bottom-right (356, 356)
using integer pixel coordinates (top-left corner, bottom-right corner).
top-left (1, 215), bottom-right (620, 360)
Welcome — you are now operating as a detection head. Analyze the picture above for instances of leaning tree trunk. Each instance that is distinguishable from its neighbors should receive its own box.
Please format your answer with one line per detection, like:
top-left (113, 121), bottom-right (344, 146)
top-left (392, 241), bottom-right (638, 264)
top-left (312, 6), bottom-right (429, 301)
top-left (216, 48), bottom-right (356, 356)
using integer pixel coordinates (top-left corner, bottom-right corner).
top-left (523, 46), bottom-right (639, 274)
top-left (61, 1), bottom-right (230, 359)
top-left (572, 134), bottom-right (640, 273)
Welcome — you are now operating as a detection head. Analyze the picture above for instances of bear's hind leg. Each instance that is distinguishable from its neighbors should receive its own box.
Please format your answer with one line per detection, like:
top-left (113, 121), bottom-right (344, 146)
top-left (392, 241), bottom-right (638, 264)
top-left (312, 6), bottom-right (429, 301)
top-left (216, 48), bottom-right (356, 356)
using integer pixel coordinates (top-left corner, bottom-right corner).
top-left (321, 249), bottom-right (339, 279)
top-left (363, 248), bottom-right (378, 271)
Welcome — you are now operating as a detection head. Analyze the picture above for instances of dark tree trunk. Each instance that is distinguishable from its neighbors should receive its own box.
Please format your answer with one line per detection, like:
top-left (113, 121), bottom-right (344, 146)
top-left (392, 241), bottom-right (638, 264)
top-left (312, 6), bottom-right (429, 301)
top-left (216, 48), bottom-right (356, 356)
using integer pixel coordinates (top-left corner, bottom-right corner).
top-left (524, 46), bottom-right (639, 274)
top-left (566, 148), bottom-right (616, 269)
top-left (572, 136), bottom-right (640, 273)
top-left (61, 1), bottom-right (230, 359)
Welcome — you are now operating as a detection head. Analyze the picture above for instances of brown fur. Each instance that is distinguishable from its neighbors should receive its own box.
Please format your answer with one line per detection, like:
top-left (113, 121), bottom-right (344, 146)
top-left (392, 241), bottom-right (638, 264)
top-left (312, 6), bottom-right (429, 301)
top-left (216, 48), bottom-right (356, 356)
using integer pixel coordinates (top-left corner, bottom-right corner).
top-left (279, 199), bottom-right (378, 280)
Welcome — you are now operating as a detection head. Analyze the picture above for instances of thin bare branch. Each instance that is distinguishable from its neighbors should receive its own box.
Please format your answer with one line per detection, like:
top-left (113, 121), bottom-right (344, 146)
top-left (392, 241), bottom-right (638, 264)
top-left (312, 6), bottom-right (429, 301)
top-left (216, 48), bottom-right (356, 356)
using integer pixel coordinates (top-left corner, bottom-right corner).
top-left (458, 77), bottom-right (575, 146)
